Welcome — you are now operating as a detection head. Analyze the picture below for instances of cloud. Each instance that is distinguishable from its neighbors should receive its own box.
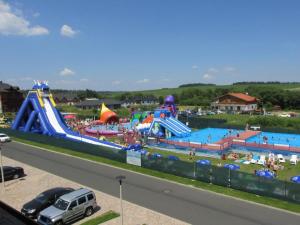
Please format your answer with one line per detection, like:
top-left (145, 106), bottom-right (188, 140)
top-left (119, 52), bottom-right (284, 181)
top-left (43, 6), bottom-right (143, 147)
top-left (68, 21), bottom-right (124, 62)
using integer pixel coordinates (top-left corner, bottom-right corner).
top-left (79, 78), bottom-right (88, 82)
top-left (59, 68), bottom-right (75, 76)
top-left (192, 65), bottom-right (199, 70)
top-left (136, 78), bottom-right (150, 84)
top-left (203, 73), bottom-right (213, 80)
top-left (224, 66), bottom-right (237, 72)
top-left (0, 0), bottom-right (49, 36)
top-left (207, 67), bottom-right (219, 73)
top-left (60, 24), bottom-right (78, 37)
top-left (33, 12), bottom-right (40, 18)
top-left (112, 80), bottom-right (121, 85)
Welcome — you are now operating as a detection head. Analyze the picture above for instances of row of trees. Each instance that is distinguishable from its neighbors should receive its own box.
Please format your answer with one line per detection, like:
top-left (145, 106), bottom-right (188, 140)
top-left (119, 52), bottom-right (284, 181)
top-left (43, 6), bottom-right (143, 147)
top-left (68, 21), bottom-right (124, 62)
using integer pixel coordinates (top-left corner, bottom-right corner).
top-left (155, 86), bottom-right (300, 109)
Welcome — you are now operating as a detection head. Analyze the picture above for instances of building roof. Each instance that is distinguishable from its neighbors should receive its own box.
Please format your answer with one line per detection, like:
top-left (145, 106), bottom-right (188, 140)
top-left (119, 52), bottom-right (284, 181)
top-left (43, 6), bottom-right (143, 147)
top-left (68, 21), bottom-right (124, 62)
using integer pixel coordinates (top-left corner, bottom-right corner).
top-left (228, 93), bottom-right (257, 102)
top-left (53, 92), bottom-right (79, 101)
top-left (123, 96), bottom-right (158, 103)
top-left (0, 201), bottom-right (38, 225)
top-left (0, 81), bottom-right (20, 93)
top-left (75, 98), bottom-right (122, 107)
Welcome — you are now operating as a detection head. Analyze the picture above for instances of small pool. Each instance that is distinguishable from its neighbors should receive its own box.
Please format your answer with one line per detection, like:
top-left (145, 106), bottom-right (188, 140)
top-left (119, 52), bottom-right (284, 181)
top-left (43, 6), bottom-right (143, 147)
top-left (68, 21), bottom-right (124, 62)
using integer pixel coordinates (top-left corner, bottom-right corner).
top-left (89, 123), bottom-right (132, 131)
top-left (246, 132), bottom-right (300, 147)
top-left (168, 128), bottom-right (241, 144)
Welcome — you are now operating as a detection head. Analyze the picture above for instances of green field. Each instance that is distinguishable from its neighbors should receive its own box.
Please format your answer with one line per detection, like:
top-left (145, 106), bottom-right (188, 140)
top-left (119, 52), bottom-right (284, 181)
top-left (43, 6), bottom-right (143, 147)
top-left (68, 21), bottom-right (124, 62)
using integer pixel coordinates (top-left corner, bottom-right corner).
top-left (80, 211), bottom-right (119, 225)
top-left (108, 83), bottom-right (300, 98)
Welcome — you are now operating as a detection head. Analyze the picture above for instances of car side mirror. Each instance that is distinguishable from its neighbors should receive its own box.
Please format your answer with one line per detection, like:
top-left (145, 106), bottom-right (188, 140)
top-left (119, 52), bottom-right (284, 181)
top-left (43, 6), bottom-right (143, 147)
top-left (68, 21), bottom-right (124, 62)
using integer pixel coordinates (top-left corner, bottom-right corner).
top-left (68, 206), bottom-right (73, 211)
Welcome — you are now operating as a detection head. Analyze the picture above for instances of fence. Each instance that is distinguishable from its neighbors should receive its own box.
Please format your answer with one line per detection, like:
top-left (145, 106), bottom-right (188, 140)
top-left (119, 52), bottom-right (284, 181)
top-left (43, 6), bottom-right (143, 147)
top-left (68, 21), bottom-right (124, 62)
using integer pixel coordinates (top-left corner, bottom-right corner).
top-left (0, 128), bottom-right (126, 163)
top-left (2, 128), bottom-right (300, 203)
top-left (178, 115), bottom-right (300, 134)
top-left (142, 157), bottom-right (300, 203)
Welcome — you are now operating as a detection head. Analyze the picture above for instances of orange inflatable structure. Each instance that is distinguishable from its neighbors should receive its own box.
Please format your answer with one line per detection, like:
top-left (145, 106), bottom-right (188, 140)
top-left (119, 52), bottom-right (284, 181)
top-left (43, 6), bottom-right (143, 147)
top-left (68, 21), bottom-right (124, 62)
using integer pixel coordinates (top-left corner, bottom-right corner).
top-left (142, 114), bottom-right (153, 124)
top-left (99, 103), bottom-right (118, 124)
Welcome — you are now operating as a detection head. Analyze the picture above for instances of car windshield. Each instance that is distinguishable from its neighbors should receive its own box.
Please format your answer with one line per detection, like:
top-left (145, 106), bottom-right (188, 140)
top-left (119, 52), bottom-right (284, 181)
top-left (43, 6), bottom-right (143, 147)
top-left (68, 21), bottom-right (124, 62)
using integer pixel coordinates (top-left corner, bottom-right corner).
top-left (35, 193), bottom-right (48, 203)
top-left (0, 134), bottom-right (7, 137)
top-left (53, 199), bottom-right (69, 210)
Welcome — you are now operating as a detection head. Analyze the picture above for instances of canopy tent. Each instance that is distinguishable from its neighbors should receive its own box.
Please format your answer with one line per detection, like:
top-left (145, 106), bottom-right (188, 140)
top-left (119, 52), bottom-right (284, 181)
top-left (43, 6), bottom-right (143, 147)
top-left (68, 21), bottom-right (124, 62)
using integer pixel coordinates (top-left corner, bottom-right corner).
top-left (99, 103), bottom-right (118, 124)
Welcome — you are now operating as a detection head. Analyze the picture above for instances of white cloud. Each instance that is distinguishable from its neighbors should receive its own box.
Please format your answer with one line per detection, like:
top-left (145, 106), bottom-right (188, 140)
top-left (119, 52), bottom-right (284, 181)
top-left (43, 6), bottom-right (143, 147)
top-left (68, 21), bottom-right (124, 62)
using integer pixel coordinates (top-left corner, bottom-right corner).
top-left (79, 78), bottom-right (88, 82)
top-left (136, 78), bottom-right (150, 84)
top-left (192, 65), bottom-right (199, 70)
top-left (112, 80), bottom-right (121, 85)
top-left (33, 12), bottom-right (40, 18)
top-left (60, 24), bottom-right (78, 37)
top-left (224, 66), bottom-right (237, 72)
top-left (208, 67), bottom-right (219, 73)
top-left (59, 68), bottom-right (75, 76)
top-left (0, 1), bottom-right (49, 36)
top-left (203, 73), bottom-right (213, 80)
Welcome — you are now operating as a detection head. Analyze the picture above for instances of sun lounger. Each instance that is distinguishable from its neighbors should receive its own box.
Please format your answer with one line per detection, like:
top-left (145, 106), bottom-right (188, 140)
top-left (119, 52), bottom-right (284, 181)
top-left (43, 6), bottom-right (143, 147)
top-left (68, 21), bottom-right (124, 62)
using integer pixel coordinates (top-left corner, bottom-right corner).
top-left (250, 155), bottom-right (260, 164)
top-left (277, 154), bottom-right (286, 163)
top-left (290, 155), bottom-right (298, 165)
top-left (258, 155), bottom-right (266, 165)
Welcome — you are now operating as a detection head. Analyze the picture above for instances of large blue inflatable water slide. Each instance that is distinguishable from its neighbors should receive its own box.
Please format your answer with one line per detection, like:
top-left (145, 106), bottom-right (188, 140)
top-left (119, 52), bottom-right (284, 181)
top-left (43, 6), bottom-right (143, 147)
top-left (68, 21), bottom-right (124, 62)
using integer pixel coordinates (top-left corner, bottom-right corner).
top-left (11, 81), bottom-right (121, 150)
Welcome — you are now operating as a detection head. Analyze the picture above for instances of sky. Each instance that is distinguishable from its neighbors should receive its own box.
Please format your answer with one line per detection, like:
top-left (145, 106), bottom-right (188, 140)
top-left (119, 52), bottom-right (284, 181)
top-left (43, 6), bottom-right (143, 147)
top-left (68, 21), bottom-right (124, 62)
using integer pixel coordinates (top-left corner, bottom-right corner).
top-left (0, 0), bottom-right (300, 91)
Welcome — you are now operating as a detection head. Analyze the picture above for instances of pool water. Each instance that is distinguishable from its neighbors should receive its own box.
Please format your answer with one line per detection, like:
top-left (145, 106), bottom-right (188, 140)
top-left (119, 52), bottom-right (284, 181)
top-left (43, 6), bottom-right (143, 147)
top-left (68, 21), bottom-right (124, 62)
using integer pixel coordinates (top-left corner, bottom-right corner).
top-left (90, 123), bottom-right (132, 131)
top-left (168, 128), bottom-right (241, 144)
top-left (246, 132), bottom-right (300, 147)
top-left (167, 127), bottom-right (300, 148)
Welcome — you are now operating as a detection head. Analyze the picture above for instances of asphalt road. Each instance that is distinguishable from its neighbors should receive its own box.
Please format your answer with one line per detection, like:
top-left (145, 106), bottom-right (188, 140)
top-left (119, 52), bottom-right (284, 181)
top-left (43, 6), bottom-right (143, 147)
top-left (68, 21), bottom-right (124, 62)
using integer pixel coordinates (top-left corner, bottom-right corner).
top-left (2, 141), bottom-right (299, 225)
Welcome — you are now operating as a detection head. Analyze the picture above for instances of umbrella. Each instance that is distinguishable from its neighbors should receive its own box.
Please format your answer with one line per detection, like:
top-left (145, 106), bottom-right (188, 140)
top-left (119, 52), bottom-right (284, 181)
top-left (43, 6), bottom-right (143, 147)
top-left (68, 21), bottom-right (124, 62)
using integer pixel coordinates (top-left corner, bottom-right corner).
top-left (140, 150), bottom-right (148, 155)
top-left (255, 170), bottom-right (275, 179)
top-left (196, 159), bottom-right (211, 166)
top-left (152, 153), bottom-right (162, 159)
top-left (168, 155), bottom-right (179, 161)
top-left (291, 176), bottom-right (300, 184)
top-left (224, 164), bottom-right (240, 170)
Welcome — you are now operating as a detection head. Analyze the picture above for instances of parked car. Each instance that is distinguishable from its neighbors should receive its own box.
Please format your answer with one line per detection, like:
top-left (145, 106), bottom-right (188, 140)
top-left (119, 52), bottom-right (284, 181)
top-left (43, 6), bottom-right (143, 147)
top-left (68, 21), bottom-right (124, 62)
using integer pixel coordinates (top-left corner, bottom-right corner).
top-left (279, 113), bottom-right (291, 118)
top-left (37, 188), bottom-right (97, 225)
top-left (0, 166), bottom-right (24, 182)
top-left (0, 133), bottom-right (11, 143)
top-left (21, 187), bottom-right (74, 219)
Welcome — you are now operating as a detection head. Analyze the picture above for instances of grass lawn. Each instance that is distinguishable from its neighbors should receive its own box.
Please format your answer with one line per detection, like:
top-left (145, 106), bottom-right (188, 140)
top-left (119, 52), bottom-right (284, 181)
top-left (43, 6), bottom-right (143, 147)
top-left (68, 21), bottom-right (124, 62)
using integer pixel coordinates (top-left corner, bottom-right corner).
top-left (8, 136), bottom-right (300, 213)
top-left (144, 147), bottom-right (300, 181)
top-left (80, 211), bottom-right (119, 225)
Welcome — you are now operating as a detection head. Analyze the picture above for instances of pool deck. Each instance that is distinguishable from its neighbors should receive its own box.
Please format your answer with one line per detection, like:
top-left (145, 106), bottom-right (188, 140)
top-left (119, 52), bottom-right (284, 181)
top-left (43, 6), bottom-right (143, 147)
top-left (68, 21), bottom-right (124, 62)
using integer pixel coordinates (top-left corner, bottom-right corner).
top-left (216, 130), bottom-right (261, 144)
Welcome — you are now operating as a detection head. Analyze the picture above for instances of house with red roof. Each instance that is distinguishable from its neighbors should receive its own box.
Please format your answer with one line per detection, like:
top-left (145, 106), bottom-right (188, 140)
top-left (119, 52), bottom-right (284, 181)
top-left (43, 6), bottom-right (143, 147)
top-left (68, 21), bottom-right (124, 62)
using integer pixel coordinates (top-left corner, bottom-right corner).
top-left (211, 92), bottom-right (258, 113)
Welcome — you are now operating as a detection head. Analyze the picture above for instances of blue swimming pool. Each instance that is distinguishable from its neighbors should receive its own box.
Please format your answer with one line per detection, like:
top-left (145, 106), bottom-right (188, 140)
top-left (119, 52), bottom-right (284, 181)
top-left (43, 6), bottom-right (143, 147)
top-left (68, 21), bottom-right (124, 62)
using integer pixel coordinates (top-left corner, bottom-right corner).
top-left (246, 132), bottom-right (300, 147)
top-left (168, 128), bottom-right (241, 144)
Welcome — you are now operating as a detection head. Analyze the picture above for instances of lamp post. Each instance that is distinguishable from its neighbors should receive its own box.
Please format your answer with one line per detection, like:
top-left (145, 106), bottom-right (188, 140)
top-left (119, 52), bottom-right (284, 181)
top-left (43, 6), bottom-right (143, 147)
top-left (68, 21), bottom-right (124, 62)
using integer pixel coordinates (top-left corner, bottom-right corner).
top-left (0, 145), bottom-right (5, 192)
top-left (116, 175), bottom-right (126, 225)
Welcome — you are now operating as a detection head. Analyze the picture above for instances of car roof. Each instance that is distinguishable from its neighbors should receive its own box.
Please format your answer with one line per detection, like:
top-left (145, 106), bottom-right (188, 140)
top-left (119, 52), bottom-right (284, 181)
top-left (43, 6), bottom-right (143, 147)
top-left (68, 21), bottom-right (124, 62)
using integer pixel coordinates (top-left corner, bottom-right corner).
top-left (3, 166), bottom-right (14, 170)
top-left (41, 187), bottom-right (74, 196)
top-left (60, 188), bottom-right (92, 201)
top-left (0, 133), bottom-right (7, 135)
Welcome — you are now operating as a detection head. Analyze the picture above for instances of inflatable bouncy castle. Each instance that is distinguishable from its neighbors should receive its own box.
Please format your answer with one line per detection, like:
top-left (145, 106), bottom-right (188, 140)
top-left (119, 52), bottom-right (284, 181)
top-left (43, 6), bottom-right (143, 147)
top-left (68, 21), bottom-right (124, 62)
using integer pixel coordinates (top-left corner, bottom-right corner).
top-left (148, 95), bottom-right (191, 138)
top-left (99, 103), bottom-right (118, 124)
top-left (12, 81), bottom-right (121, 149)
